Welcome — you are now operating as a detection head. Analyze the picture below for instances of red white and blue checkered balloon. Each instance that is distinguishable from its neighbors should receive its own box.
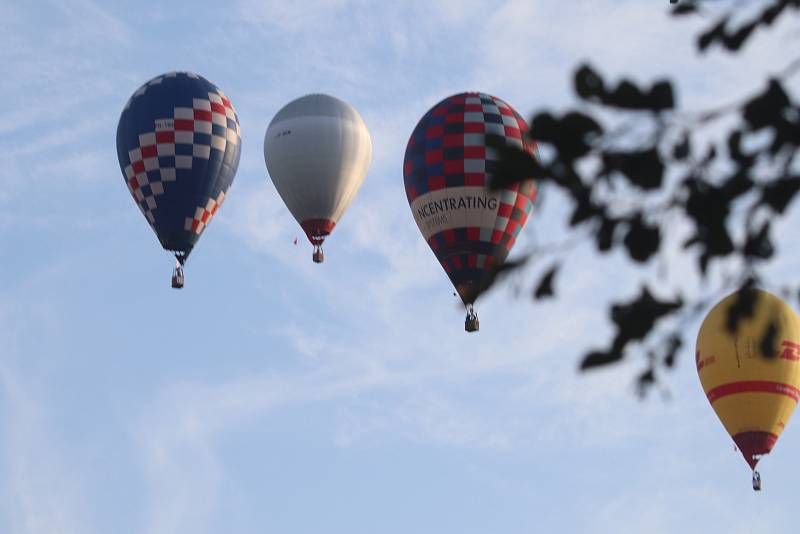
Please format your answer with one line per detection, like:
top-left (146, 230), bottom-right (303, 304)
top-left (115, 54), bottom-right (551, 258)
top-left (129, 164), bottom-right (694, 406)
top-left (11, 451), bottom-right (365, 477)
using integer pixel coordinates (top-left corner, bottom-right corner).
top-left (403, 92), bottom-right (538, 305)
top-left (116, 72), bottom-right (241, 259)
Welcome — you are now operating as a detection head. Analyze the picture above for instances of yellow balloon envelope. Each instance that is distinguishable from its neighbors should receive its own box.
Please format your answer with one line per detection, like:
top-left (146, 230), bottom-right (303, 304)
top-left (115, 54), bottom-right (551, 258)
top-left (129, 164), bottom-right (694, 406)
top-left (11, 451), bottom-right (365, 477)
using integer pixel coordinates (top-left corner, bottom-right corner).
top-left (696, 289), bottom-right (800, 470)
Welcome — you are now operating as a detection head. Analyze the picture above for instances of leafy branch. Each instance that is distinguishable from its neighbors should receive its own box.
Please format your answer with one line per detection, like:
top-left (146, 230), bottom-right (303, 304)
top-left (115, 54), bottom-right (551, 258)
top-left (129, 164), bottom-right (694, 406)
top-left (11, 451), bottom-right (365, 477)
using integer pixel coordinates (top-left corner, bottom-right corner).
top-left (483, 0), bottom-right (800, 395)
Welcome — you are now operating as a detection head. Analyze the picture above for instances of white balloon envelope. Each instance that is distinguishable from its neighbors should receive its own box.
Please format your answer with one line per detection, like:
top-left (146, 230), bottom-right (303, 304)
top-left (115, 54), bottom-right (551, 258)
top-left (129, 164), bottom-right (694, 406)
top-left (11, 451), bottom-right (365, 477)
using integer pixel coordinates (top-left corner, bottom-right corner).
top-left (264, 94), bottom-right (372, 262)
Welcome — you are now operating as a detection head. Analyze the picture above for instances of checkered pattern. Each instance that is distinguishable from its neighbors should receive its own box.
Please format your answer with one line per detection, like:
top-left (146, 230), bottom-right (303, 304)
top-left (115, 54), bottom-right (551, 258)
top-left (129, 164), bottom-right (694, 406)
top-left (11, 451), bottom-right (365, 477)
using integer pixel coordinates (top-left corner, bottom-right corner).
top-left (123, 72), bottom-right (199, 110)
top-left (403, 92), bottom-right (538, 300)
top-left (117, 71), bottom-right (241, 255)
top-left (185, 191), bottom-right (226, 235)
top-left (123, 90), bottom-right (240, 226)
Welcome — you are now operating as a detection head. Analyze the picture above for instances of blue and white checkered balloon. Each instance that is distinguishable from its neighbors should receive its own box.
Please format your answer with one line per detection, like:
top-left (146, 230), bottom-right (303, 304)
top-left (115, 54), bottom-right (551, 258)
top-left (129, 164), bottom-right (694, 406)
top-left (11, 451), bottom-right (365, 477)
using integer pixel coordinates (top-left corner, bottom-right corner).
top-left (116, 71), bottom-right (241, 260)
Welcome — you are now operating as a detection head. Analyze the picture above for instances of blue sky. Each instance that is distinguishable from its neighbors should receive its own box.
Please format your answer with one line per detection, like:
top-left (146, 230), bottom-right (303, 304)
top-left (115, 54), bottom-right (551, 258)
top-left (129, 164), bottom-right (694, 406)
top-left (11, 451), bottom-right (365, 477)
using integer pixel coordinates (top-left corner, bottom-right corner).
top-left (2, 1), bottom-right (800, 533)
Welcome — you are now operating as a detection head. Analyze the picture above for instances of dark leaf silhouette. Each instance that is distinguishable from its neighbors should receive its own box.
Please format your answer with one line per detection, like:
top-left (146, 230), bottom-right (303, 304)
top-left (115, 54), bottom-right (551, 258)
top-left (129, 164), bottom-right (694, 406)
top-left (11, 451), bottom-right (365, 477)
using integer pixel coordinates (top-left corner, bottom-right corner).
top-left (761, 176), bottom-right (800, 214)
top-left (602, 148), bottom-right (665, 190)
top-left (534, 264), bottom-right (559, 300)
top-left (529, 112), bottom-right (602, 161)
top-left (569, 187), bottom-right (602, 227)
top-left (702, 144), bottom-right (717, 163)
top-left (724, 21), bottom-right (757, 51)
top-left (623, 216), bottom-right (661, 263)
top-left (727, 130), bottom-right (755, 168)
top-left (604, 80), bottom-right (647, 109)
top-left (649, 81), bottom-right (675, 111)
top-left (636, 368), bottom-right (656, 397)
top-left (610, 287), bottom-right (682, 347)
top-left (574, 64), bottom-right (605, 102)
top-left (671, 3), bottom-right (698, 17)
top-left (575, 64), bottom-right (674, 112)
top-left (663, 335), bottom-right (682, 368)
top-left (698, 16), bottom-right (728, 51)
top-left (595, 217), bottom-right (619, 252)
top-left (682, 177), bottom-right (735, 270)
top-left (743, 222), bottom-right (774, 260)
top-left (725, 285), bottom-right (759, 334)
top-left (696, 3), bottom-right (777, 54)
top-left (760, 320), bottom-right (780, 358)
top-left (672, 134), bottom-right (690, 160)
top-left (720, 171), bottom-right (754, 200)
top-left (761, 2), bottom-right (788, 25)
top-left (493, 2), bottom-right (800, 391)
top-left (462, 258), bottom-right (528, 304)
top-left (486, 137), bottom-right (546, 190)
top-left (743, 79), bottom-right (790, 130)
top-left (580, 350), bottom-right (623, 370)
top-left (581, 287), bottom-right (681, 371)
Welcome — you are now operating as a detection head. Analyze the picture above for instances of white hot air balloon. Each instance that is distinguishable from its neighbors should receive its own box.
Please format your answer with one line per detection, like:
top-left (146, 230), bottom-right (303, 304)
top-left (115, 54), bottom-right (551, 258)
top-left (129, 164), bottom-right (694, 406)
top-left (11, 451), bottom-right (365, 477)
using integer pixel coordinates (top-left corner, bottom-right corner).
top-left (264, 94), bottom-right (372, 263)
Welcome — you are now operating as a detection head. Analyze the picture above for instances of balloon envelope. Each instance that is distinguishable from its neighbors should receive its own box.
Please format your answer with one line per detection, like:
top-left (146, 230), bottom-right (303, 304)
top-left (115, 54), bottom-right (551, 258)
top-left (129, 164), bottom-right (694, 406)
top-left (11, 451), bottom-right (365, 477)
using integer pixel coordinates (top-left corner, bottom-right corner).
top-left (263, 94), bottom-right (372, 247)
top-left (403, 92), bottom-right (538, 304)
top-left (696, 289), bottom-right (800, 469)
top-left (116, 71), bottom-right (241, 257)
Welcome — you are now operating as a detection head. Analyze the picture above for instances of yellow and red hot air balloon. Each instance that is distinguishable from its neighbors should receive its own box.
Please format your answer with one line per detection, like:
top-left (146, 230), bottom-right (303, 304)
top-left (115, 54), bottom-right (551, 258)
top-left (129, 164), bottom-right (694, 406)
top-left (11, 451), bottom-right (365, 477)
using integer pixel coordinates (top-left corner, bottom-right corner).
top-left (696, 289), bottom-right (800, 490)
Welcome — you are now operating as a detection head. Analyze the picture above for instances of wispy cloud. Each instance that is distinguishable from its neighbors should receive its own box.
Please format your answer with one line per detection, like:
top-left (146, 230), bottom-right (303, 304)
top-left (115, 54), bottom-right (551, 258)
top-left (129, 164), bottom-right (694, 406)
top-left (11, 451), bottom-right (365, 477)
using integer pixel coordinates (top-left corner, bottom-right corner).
top-left (334, 390), bottom-right (514, 450)
top-left (0, 2), bottom-right (134, 216)
top-left (4, 3), bottom-right (800, 534)
top-left (0, 368), bottom-right (88, 534)
top-left (471, 0), bottom-right (798, 114)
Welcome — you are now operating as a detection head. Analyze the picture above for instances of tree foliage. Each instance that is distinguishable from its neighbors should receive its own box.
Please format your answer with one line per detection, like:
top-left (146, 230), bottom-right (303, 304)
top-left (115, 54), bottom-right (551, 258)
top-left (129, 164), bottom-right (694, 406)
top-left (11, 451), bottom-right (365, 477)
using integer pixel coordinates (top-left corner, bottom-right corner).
top-left (487, 0), bottom-right (800, 395)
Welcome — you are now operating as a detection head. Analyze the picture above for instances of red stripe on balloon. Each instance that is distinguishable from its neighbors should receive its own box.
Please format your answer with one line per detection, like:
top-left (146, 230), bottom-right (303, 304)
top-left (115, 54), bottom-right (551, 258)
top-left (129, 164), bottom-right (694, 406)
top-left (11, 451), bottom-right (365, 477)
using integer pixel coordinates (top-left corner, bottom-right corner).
top-left (706, 381), bottom-right (800, 404)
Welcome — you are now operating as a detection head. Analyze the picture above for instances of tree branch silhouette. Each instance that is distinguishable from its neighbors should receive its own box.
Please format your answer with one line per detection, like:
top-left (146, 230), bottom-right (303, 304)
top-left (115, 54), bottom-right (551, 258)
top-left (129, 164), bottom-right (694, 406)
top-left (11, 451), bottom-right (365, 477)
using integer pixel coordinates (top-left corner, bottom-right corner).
top-left (484, 0), bottom-right (800, 395)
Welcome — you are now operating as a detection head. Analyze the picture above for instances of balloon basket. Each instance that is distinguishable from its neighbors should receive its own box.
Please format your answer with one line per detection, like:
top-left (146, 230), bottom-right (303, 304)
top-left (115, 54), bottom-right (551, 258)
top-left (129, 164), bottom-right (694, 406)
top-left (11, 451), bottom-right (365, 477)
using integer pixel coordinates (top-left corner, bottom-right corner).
top-left (171, 266), bottom-right (185, 289)
top-left (313, 246), bottom-right (324, 263)
top-left (171, 256), bottom-right (186, 289)
top-left (465, 311), bottom-right (479, 332)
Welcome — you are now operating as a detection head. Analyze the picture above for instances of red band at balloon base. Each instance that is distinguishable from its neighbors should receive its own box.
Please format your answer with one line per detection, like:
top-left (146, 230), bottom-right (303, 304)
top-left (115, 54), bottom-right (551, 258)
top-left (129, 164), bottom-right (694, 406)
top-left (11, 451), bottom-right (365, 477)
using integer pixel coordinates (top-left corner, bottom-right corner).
top-left (301, 219), bottom-right (336, 244)
top-left (733, 431), bottom-right (778, 469)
